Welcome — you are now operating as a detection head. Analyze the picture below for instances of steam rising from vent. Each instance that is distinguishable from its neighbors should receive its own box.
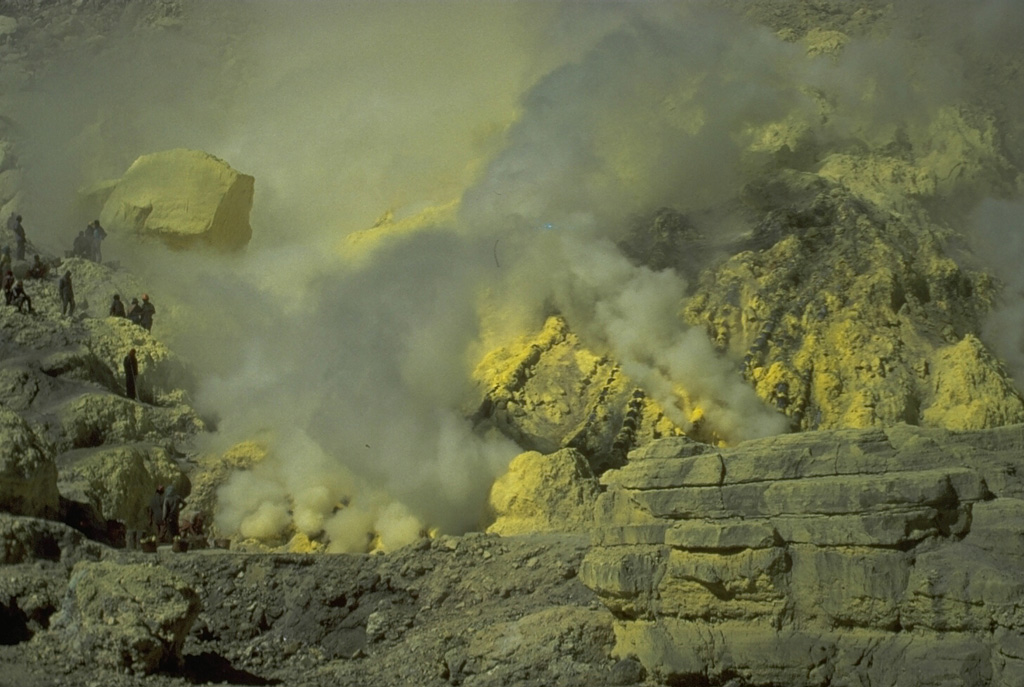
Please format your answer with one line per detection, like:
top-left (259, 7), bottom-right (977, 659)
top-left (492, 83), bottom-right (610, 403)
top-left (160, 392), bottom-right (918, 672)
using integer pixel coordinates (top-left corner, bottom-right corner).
top-left (491, 232), bottom-right (788, 440)
top-left (971, 200), bottom-right (1024, 386)
top-left (6, 1), bottom-right (1022, 550)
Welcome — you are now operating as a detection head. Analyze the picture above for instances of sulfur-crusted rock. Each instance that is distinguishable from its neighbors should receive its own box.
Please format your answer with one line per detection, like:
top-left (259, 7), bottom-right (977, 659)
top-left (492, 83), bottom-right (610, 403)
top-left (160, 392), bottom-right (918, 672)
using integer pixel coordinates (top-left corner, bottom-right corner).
top-left (0, 512), bottom-right (102, 566)
top-left (43, 391), bottom-right (204, 454)
top-left (0, 406), bottom-right (59, 518)
top-left (0, 564), bottom-right (66, 645)
top-left (98, 148), bottom-right (254, 251)
top-left (56, 445), bottom-right (190, 530)
top-left (924, 334), bottom-right (1024, 430)
top-left (473, 316), bottom-right (684, 471)
top-left (52, 560), bottom-right (201, 674)
top-left (487, 448), bottom-right (601, 536)
top-left (684, 184), bottom-right (1024, 432)
top-left (82, 316), bottom-right (196, 401)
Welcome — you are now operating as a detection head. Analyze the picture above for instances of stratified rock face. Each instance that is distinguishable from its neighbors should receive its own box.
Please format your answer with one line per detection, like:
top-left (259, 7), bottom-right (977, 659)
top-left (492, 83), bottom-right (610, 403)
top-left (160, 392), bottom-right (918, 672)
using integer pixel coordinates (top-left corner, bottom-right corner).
top-left (0, 407), bottom-right (59, 518)
top-left (473, 316), bottom-right (684, 472)
top-left (52, 561), bottom-right (201, 675)
top-left (99, 148), bottom-right (254, 251)
top-left (581, 423), bottom-right (1024, 686)
top-left (487, 448), bottom-right (601, 536)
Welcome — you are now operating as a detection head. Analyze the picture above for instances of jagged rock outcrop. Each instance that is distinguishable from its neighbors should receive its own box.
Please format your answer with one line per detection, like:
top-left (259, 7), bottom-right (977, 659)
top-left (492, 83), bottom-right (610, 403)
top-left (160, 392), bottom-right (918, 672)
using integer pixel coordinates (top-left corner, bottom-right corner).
top-left (487, 448), bottom-right (601, 536)
top-left (0, 513), bottom-right (104, 645)
top-left (473, 316), bottom-right (683, 472)
top-left (97, 148), bottom-right (254, 251)
top-left (0, 512), bottom-right (102, 566)
top-left (580, 423), bottom-right (1024, 686)
top-left (52, 560), bottom-right (201, 674)
top-left (45, 392), bottom-right (203, 454)
top-left (683, 183), bottom-right (1024, 432)
top-left (0, 407), bottom-right (59, 518)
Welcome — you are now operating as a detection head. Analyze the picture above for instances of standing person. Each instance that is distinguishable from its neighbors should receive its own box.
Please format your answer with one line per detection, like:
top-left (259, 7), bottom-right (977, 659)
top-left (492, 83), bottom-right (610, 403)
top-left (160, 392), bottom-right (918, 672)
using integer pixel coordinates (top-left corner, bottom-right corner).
top-left (149, 486), bottom-right (166, 541)
top-left (109, 294), bottom-right (126, 317)
top-left (162, 485), bottom-right (184, 539)
top-left (127, 297), bottom-right (143, 325)
top-left (10, 215), bottom-right (25, 260)
top-left (89, 220), bottom-right (107, 263)
top-left (72, 231), bottom-right (90, 258)
top-left (0, 246), bottom-right (10, 276)
top-left (58, 271), bottom-right (75, 316)
top-left (139, 294), bottom-right (155, 331)
top-left (123, 348), bottom-right (139, 400)
top-left (2, 270), bottom-right (13, 305)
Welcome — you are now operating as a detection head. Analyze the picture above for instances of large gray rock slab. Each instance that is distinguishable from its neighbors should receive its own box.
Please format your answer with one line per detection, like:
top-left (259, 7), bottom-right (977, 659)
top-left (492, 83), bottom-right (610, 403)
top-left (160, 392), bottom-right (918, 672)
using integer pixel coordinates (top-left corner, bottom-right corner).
top-left (51, 560), bottom-right (201, 674)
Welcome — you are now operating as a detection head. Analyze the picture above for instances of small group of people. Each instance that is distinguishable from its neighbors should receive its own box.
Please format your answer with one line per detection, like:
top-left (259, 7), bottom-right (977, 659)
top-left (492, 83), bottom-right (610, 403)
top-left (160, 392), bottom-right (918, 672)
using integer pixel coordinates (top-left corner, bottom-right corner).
top-left (3, 210), bottom-right (159, 402)
top-left (125, 483), bottom-right (195, 549)
top-left (71, 219), bottom-right (107, 263)
top-left (109, 292), bottom-right (155, 331)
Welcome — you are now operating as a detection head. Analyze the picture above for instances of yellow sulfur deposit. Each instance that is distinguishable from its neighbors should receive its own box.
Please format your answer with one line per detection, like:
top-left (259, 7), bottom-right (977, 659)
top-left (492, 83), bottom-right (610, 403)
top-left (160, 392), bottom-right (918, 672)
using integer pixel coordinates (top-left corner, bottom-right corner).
top-left (472, 314), bottom-right (685, 470)
top-left (337, 199), bottom-right (460, 263)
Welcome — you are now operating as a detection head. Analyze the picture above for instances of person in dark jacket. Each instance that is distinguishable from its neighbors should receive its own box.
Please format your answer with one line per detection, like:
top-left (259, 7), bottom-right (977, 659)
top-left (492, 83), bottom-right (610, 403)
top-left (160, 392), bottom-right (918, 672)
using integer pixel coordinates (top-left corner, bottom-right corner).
top-left (109, 294), bottom-right (126, 317)
top-left (124, 348), bottom-right (139, 400)
top-left (139, 294), bottom-right (155, 331)
top-left (58, 271), bottom-right (75, 316)
top-left (2, 270), bottom-right (13, 305)
top-left (72, 231), bottom-right (90, 258)
top-left (9, 214), bottom-right (25, 260)
top-left (162, 485), bottom-right (184, 538)
top-left (89, 220), bottom-right (107, 263)
top-left (149, 485), bottom-right (165, 540)
top-left (127, 297), bottom-right (143, 325)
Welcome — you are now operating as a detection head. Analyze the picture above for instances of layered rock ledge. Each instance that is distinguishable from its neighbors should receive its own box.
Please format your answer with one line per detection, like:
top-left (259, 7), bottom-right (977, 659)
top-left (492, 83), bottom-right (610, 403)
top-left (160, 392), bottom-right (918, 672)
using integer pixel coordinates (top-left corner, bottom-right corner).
top-left (581, 423), bottom-right (1024, 686)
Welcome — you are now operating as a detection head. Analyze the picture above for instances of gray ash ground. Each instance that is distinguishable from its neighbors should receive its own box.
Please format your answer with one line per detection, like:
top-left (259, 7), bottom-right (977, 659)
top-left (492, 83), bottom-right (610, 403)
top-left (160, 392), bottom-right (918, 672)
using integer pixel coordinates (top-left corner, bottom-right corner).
top-left (0, 532), bottom-right (652, 687)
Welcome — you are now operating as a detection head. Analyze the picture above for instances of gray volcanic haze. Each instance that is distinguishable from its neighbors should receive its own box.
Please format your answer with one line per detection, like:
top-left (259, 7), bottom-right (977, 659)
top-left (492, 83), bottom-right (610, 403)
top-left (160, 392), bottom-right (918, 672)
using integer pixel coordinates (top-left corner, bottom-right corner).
top-left (6, 0), bottom-right (1024, 551)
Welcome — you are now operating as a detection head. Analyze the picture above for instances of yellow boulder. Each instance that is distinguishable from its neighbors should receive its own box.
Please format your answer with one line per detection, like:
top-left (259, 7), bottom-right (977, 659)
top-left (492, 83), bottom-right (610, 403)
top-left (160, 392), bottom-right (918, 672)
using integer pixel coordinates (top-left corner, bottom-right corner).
top-left (98, 148), bottom-right (254, 251)
top-left (487, 448), bottom-right (600, 536)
